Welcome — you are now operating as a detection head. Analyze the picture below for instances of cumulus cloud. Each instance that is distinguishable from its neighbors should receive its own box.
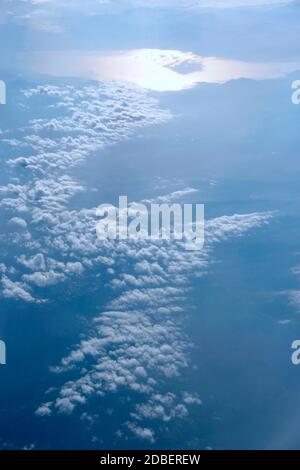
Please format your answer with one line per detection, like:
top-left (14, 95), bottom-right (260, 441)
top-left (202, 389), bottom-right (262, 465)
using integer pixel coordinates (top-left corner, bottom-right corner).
top-left (7, 84), bottom-right (170, 172)
top-left (34, 208), bottom-right (272, 442)
top-left (35, 402), bottom-right (52, 417)
top-left (0, 81), bottom-right (170, 305)
top-left (8, 217), bottom-right (28, 230)
top-left (22, 270), bottom-right (66, 287)
top-left (131, 392), bottom-right (191, 423)
top-left (2, 276), bottom-right (36, 303)
top-left (17, 254), bottom-right (47, 271)
top-left (0, 77), bottom-right (274, 443)
top-left (126, 423), bottom-right (155, 443)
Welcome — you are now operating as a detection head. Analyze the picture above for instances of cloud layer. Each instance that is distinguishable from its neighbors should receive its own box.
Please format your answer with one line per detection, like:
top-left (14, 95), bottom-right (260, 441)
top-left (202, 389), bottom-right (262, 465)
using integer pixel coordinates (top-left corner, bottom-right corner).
top-left (0, 78), bottom-right (274, 443)
top-left (2, 0), bottom-right (294, 32)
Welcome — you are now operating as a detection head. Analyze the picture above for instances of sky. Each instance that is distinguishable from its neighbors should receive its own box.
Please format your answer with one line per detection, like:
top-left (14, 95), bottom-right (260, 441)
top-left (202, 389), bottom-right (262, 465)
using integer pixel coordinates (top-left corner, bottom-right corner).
top-left (0, 0), bottom-right (300, 451)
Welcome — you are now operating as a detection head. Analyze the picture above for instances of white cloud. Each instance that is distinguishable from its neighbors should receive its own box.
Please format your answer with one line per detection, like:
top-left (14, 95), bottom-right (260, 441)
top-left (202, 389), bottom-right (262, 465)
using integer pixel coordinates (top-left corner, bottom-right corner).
top-left (34, 209), bottom-right (272, 444)
top-left (35, 402), bottom-right (52, 417)
top-left (2, 276), bottom-right (36, 302)
top-left (182, 391), bottom-right (202, 405)
top-left (0, 80), bottom-right (170, 305)
top-left (17, 254), bottom-right (47, 271)
top-left (126, 423), bottom-right (155, 443)
top-left (131, 392), bottom-right (190, 422)
top-left (8, 217), bottom-right (28, 230)
top-left (22, 270), bottom-right (66, 287)
top-left (0, 77), bottom-right (274, 443)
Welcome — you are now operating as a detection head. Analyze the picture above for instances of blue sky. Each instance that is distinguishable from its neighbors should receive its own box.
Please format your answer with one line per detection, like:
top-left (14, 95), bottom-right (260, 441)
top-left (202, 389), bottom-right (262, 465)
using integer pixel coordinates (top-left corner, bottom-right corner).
top-left (0, 0), bottom-right (300, 451)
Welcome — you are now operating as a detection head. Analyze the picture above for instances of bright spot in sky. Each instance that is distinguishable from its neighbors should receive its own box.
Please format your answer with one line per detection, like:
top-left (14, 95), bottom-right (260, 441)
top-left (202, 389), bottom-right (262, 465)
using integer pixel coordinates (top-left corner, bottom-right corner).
top-left (27, 49), bottom-right (300, 91)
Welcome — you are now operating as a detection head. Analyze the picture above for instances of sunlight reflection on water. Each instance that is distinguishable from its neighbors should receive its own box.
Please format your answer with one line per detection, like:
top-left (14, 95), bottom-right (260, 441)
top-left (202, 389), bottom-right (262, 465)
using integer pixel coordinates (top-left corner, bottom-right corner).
top-left (27, 48), bottom-right (300, 91)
